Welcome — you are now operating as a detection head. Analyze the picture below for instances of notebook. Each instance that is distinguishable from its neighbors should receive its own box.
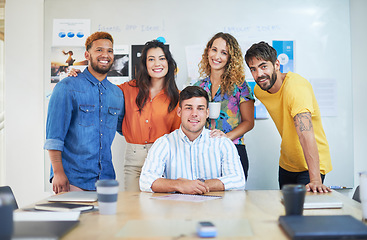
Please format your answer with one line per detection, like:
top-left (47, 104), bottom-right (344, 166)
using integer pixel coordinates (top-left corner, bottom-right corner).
top-left (35, 202), bottom-right (94, 212)
top-left (12, 220), bottom-right (79, 240)
top-left (303, 194), bottom-right (343, 209)
top-left (279, 215), bottom-right (367, 240)
top-left (47, 191), bottom-right (97, 202)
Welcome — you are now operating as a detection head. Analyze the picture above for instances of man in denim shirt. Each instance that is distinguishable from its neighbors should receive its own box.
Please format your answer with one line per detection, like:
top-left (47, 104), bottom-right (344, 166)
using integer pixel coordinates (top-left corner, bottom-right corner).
top-left (44, 32), bottom-right (125, 193)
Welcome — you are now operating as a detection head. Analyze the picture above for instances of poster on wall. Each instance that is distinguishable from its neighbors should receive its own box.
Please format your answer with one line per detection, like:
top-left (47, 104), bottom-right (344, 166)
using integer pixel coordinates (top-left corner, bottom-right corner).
top-left (131, 45), bottom-right (144, 80)
top-left (107, 45), bottom-right (130, 85)
top-left (272, 40), bottom-right (294, 73)
top-left (185, 45), bottom-right (205, 86)
top-left (53, 19), bottom-right (91, 46)
top-left (50, 47), bottom-right (87, 83)
top-left (247, 81), bottom-right (269, 119)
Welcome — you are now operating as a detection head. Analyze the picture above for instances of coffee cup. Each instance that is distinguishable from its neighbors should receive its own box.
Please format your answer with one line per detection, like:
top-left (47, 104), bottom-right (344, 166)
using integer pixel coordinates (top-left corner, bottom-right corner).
top-left (282, 184), bottom-right (306, 216)
top-left (208, 102), bottom-right (221, 119)
top-left (95, 179), bottom-right (119, 215)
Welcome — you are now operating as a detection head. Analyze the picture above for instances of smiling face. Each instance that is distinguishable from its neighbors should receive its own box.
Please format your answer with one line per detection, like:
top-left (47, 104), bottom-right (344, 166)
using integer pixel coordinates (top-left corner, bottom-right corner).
top-left (146, 47), bottom-right (168, 81)
top-left (177, 97), bottom-right (209, 141)
top-left (247, 57), bottom-right (279, 93)
top-left (207, 37), bottom-right (229, 73)
top-left (85, 39), bottom-right (114, 78)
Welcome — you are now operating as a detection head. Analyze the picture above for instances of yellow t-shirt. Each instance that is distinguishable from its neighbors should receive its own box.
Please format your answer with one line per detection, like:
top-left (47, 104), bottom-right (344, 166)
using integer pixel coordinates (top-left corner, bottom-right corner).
top-left (254, 72), bottom-right (332, 175)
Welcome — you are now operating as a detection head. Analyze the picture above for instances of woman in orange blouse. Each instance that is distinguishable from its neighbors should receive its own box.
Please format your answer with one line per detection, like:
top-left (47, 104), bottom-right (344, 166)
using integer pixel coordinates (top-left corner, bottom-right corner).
top-left (118, 40), bottom-right (180, 191)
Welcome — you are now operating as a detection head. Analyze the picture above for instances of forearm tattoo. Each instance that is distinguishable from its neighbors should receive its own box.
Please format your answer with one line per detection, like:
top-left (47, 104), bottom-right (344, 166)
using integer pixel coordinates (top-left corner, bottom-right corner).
top-left (294, 112), bottom-right (313, 132)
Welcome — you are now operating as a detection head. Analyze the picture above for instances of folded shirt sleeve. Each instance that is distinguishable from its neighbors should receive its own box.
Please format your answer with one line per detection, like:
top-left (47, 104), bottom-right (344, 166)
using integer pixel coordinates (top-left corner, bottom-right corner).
top-left (44, 81), bottom-right (72, 151)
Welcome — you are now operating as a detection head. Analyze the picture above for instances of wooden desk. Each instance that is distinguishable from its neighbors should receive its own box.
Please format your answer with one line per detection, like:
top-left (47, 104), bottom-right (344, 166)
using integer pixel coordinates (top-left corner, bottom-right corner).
top-left (61, 190), bottom-right (363, 240)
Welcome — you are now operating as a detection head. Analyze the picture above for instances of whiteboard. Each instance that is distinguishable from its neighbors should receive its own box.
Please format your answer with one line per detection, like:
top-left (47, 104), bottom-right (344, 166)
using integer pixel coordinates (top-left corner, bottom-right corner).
top-left (44, 0), bottom-right (352, 190)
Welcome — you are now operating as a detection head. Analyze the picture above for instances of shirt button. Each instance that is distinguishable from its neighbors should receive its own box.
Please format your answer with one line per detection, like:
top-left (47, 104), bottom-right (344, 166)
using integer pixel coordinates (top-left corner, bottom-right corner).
top-left (101, 119), bottom-right (103, 122)
top-left (100, 134), bottom-right (103, 136)
top-left (100, 106), bottom-right (103, 108)
top-left (145, 141), bottom-right (147, 143)
top-left (146, 120), bottom-right (149, 123)
top-left (100, 93), bottom-right (103, 95)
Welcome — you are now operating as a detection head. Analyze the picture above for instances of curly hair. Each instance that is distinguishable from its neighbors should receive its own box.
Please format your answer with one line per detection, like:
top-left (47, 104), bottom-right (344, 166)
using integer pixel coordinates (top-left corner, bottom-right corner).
top-left (85, 32), bottom-right (114, 51)
top-left (198, 32), bottom-right (245, 95)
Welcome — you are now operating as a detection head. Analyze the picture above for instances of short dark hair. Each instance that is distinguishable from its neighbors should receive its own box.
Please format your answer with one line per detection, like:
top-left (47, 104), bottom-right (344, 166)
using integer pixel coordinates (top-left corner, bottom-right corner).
top-left (85, 32), bottom-right (114, 51)
top-left (179, 86), bottom-right (209, 108)
top-left (245, 41), bottom-right (278, 66)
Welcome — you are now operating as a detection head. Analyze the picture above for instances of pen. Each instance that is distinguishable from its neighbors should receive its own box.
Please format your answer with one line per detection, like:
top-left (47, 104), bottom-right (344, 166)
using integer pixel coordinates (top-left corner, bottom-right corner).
top-left (329, 186), bottom-right (351, 190)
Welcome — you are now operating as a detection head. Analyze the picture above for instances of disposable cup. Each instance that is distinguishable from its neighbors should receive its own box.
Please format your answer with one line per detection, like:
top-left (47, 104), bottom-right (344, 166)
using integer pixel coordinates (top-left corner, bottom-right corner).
top-left (95, 179), bottom-right (119, 215)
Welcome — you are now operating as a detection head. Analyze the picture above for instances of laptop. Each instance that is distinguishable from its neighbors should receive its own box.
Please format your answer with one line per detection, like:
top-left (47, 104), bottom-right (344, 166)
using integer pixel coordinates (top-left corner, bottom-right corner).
top-left (12, 220), bottom-right (79, 240)
top-left (279, 215), bottom-right (367, 240)
top-left (47, 191), bottom-right (97, 203)
top-left (303, 194), bottom-right (343, 209)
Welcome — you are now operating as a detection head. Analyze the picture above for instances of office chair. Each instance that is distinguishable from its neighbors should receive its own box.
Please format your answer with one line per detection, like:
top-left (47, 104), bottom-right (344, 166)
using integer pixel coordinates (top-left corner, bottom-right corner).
top-left (352, 186), bottom-right (360, 203)
top-left (0, 186), bottom-right (19, 210)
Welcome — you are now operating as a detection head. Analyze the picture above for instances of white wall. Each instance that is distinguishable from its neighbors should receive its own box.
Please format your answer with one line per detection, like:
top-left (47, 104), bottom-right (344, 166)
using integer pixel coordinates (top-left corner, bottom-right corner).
top-left (3, 0), bottom-right (366, 207)
top-left (4, 0), bottom-right (50, 207)
top-left (351, 0), bottom-right (367, 186)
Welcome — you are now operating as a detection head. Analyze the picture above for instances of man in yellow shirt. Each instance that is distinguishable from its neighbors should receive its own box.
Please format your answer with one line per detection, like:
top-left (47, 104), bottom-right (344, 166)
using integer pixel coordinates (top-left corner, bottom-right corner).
top-left (245, 42), bottom-right (332, 193)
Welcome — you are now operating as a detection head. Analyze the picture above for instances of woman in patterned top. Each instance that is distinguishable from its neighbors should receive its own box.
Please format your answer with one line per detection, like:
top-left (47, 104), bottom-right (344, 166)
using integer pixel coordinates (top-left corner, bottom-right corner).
top-left (194, 32), bottom-right (255, 179)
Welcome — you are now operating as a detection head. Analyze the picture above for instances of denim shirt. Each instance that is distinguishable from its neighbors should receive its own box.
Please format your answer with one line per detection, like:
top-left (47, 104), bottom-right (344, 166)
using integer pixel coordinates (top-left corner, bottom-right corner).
top-left (44, 68), bottom-right (125, 190)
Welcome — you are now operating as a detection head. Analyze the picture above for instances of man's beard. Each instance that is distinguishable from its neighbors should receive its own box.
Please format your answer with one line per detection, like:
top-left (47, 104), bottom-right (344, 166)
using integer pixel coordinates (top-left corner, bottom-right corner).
top-left (257, 69), bottom-right (277, 91)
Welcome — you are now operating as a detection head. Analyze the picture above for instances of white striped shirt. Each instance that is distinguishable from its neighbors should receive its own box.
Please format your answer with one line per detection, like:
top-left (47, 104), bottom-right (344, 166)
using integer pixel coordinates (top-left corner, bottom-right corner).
top-left (139, 127), bottom-right (246, 192)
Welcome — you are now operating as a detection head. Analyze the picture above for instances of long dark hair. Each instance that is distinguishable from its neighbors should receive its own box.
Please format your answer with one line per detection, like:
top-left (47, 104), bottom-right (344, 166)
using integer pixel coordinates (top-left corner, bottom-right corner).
top-left (133, 40), bottom-right (179, 113)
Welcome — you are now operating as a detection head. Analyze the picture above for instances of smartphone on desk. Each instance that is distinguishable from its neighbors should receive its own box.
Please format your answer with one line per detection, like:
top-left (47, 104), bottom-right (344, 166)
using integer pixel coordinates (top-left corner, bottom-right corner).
top-left (197, 221), bottom-right (217, 238)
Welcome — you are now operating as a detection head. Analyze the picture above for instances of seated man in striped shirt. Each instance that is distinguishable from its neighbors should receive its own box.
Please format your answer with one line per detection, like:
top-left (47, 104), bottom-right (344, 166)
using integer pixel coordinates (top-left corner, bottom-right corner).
top-left (139, 86), bottom-right (246, 194)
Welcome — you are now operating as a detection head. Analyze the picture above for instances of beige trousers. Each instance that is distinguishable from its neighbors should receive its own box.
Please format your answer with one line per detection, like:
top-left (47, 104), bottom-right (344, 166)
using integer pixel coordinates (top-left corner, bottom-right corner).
top-left (123, 143), bottom-right (153, 191)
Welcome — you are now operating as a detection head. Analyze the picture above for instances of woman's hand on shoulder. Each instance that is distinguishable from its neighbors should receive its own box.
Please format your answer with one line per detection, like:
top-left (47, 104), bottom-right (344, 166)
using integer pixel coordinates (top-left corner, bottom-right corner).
top-left (209, 129), bottom-right (227, 138)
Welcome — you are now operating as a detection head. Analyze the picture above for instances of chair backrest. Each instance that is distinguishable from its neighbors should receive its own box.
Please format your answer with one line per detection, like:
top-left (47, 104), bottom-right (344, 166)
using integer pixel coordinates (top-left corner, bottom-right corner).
top-left (0, 186), bottom-right (18, 210)
top-left (352, 186), bottom-right (360, 203)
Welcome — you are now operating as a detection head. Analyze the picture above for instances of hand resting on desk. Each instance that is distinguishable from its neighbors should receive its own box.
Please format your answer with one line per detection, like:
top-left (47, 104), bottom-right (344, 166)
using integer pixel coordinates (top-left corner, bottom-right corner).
top-left (151, 178), bottom-right (224, 194)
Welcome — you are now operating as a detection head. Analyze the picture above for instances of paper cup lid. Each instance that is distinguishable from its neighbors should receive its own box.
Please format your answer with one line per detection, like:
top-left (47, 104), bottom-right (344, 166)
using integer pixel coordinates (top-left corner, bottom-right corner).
top-left (95, 179), bottom-right (119, 187)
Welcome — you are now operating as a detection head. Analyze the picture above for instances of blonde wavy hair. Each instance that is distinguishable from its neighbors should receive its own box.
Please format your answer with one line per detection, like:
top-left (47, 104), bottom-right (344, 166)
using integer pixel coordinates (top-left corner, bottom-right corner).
top-left (198, 32), bottom-right (245, 95)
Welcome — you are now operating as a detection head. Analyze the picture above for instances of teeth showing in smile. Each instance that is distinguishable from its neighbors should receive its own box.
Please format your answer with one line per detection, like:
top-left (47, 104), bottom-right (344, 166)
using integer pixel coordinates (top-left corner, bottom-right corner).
top-left (212, 60), bottom-right (221, 64)
top-left (99, 60), bottom-right (108, 64)
top-left (153, 68), bottom-right (163, 72)
top-left (189, 119), bottom-right (199, 123)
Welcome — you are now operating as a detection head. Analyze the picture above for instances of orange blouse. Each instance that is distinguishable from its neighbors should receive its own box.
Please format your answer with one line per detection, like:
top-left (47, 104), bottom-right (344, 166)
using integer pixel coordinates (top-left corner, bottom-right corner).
top-left (118, 80), bottom-right (181, 144)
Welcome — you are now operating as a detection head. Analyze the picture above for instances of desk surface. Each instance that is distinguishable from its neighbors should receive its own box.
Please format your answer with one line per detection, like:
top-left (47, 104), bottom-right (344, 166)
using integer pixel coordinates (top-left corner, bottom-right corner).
top-left (58, 190), bottom-right (362, 240)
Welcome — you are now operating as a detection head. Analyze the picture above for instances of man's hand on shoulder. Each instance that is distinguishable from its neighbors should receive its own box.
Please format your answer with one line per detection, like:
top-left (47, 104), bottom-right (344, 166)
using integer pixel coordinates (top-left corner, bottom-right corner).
top-left (176, 178), bottom-right (210, 195)
top-left (305, 181), bottom-right (331, 193)
top-left (67, 68), bottom-right (81, 77)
